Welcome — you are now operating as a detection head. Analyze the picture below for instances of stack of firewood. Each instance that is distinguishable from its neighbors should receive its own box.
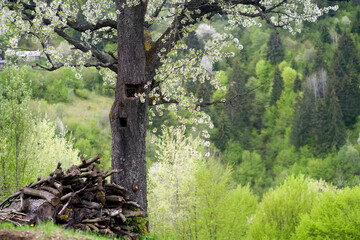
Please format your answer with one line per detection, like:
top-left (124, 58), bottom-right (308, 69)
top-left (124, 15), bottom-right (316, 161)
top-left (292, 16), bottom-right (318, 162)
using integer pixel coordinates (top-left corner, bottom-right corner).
top-left (0, 154), bottom-right (145, 240)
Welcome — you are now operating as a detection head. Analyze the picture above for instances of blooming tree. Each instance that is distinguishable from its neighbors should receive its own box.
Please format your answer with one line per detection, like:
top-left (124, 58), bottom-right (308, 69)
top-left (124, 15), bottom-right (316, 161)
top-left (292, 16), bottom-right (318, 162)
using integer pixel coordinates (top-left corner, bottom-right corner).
top-left (0, 0), bottom-right (338, 211)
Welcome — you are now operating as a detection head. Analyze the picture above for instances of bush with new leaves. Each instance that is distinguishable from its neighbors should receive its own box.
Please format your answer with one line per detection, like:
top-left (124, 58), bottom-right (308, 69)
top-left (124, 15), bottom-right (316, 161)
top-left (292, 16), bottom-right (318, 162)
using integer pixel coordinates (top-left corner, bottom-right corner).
top-left (0, 67), bottom-right (79, 200)
top-left (294, 186), bottom-right (360, 239)
top-left (148, 128), bottom-right (258, 240)
top-left (247, 175), bottom-right (319, 240)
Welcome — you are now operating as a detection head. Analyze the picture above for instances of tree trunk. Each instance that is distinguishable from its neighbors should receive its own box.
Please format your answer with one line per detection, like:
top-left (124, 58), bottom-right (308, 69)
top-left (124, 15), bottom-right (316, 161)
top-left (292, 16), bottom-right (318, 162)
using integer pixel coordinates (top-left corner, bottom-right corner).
top-left (110, 1), bottom-right (148, 212)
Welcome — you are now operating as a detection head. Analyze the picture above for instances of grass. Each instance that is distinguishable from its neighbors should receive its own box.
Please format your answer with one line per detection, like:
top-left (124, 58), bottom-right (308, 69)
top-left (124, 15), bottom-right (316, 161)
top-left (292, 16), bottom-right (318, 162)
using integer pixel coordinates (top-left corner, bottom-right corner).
top-left (0, 221), bottom-right (114, 240)
top-left (0, 221), bottom-right (160, 240)
top-left (30, 93), bottom-right (113, 125)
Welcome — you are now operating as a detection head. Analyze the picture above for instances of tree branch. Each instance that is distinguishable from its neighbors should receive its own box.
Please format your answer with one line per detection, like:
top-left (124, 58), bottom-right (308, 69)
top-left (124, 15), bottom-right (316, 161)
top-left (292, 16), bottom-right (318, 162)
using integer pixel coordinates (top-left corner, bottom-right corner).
top-left (67, 19), bottom-right (117, 32)
top-left (54, 28), bottom-right (117, 72)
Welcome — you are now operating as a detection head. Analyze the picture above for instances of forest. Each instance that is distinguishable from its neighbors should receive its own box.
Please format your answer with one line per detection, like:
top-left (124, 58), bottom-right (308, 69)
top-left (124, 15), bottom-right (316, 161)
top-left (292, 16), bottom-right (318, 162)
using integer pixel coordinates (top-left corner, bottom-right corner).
top-left (1, 0), bottom-right (360, 239)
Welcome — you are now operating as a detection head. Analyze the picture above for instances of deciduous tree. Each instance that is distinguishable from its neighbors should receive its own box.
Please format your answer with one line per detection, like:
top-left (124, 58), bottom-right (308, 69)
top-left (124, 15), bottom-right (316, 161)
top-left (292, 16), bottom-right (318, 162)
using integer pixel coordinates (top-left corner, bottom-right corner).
top-left (0, 0), bottom-right (339, 211)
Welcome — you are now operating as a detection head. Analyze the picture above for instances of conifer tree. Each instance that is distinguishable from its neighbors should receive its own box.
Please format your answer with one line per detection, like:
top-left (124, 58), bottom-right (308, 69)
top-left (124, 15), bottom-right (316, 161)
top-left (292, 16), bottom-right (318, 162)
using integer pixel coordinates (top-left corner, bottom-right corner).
top-left (293, 74), bottom-right (302, 93)
top-left (227, 59), bottom-right (250, 139)
top-left (270, 65), bottom-right (284, 105)
top-left (291, 88), bottom-right (315, 148)
top-left (266, 31), bottom-right (285, 65)
top-left (331, 33), bottom-right (360, 126)
top-left (312, 43), bottom-right (328, 72)
top-left (335, 22), bottom-right (342, 35)
top-left (351, 10), bottom-right (360, 34)
top-left (325, 87), bottom-right (346, 150)
top-left (320, 24), bottom-right (332, 44)
top-left (211, 111), bottom-right (231, 152)
top-left (312, 98), bottom-right (329, 154)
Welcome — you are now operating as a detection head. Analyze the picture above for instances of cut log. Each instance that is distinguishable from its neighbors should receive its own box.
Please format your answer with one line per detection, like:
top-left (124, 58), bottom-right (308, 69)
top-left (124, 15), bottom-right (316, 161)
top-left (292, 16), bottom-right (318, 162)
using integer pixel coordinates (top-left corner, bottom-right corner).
top-left (39, 186), bottom-right (62, 198)
top-left (52, 181), bottom-right (63, 192)
top-left (82, 217), bottom-right (109, 223)
top-left (104, 208), bottom-right (122, 217)
top-left (21, 188), bottom-right (60, 206)
top-left (26, 199), bottom-right (56, 224)
top-left (81, 200), bottom-right (102, 209)
top-left (123, 201), bottom-right (142, 210)
top-left (106, 195), bottom-right (125, 203)
top-left (83, 191), bottom-right (95, 201)
top-left (122, 210), bottom-right (145, 218)
top-left (60, 192), bottom-right (73, 202)
top-left (9, 198), bottom-right (30, 212)
top-left (105, 183), bottom-right (127, 191)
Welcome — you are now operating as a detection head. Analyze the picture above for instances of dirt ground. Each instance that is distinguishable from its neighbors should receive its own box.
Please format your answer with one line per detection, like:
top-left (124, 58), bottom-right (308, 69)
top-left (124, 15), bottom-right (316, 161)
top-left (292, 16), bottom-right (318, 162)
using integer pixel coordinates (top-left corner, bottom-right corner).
top-left (0, 229), bottom-right (96, 240)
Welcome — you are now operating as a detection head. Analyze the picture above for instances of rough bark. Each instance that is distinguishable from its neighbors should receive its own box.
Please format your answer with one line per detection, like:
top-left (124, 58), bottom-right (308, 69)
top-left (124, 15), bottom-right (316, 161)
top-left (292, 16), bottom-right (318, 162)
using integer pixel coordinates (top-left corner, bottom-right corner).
top-left (110, 0), bottom-right (148, 212)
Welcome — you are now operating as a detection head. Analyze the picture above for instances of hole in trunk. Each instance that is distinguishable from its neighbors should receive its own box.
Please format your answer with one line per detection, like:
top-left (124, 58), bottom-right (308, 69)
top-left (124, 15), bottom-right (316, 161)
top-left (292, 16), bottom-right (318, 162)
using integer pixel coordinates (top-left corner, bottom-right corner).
top-left (119, 118), bottom-right (127, 127)
top-left (125, 84), bottom-right (142, 98)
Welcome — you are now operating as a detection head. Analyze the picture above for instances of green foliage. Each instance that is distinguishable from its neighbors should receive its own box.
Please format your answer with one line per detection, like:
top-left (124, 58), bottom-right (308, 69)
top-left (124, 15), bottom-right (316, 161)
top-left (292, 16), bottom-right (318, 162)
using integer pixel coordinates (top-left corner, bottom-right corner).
top-left (255, 59), bottom-right (272, 90)
top-left (291, 89), bottom-right (315, 148)
top-left (319, 23), bottom-right (332, 44)
top-left (267, 31), bottom-right (285, 65)
top-left (331, 32), bottom-right (360, 126)
top-left (74, 88), bottom-right (90, 99)
top-left (247, 175), bottom-right (319, 240)
top-left (293, 74), bottom-right (302, 92)
top-left (0, 67), bottom-right (78, 200)
top-left (281, 67), bottom-right (297, 91)
top-left (233, 150), bottom-right (266, 195)
top-left (294, 186), bottom-right (360, 239)
top-left (81, 67), bottom-right (103, 92)
top-left (270, 65), bottom-right (284, 105)
top-left (0, 67), bottom-right (32, 195)
top-left (212, 70), bottom-right (228, 100)
top-left (324, 87), bottom-right (346, 151)
top-left (331, 144), bottom-right (360, 187)
top-left (0, 221), bottom-right (112, 240)
top-left (67, 119), bottom-right (111, 168)
top-left (211, 111), bottom-right (231, 152)
top-left (351, 10), bottom-right (360, 34)
top-left (226, 58), bottom-right (251, 147)
top-left (148, 130), bottom-right (203, 239)
top-left (41, 68), bottom-right (75, 103)
top-left (217, 185), bottom-right (258, 239)
top-left (223, 140), bottom-right (243, 164)
top-left (148, 131), bottom-right (257, 240)
top-left (312, 44), bottom-right (328, 72)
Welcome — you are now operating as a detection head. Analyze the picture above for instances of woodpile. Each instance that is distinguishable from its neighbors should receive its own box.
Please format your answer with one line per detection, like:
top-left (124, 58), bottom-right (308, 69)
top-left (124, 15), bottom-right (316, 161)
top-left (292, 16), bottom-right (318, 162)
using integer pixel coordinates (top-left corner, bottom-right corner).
top-left (0, 154), bottom-right (145, 239)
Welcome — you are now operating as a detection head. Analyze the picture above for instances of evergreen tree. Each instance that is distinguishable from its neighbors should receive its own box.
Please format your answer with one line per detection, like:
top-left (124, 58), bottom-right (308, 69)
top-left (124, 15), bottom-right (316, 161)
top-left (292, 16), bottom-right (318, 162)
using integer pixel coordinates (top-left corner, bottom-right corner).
top-left (293, 74), bottom-right (302, 93)
top-left (226, 58), bottom-right (251, 145)
top-left (331, 33), bottom-right (360, 126)
top-left (335, 22), bottom-right (342, 35)
top-left (312, 43), bottom-right (328, 72)
top-left (319, 24), bottom-right (332, 44)
top-left (291, 59), bottom-right (297, 69)
top-left (211, 111), bottom-right (231, 152)
top-left (270, 65), bottom-right (284, 105)
top-left (291, 88), bottom-right (315, 148)
top-left (325, 87), bottom-right (346, 151)
top-left (351, 10), bottom-right (360, 34)
top-left (266, 31), bottom-right (285, 65)
top-left (312, 98), bottom-right (329, 154)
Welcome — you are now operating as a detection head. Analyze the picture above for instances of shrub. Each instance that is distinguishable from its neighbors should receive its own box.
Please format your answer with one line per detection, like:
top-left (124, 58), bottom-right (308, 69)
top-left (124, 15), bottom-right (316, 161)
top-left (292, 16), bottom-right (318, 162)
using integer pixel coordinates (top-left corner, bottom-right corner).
top-left (294, 186), bottom-right (360, 239)
top-left (247, 175), bottom-right (319, 240)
